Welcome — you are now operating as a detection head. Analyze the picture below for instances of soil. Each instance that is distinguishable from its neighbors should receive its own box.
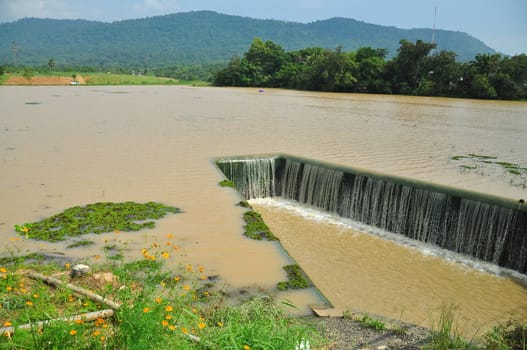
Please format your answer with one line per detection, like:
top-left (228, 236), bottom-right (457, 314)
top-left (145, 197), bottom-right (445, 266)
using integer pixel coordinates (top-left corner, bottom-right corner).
top-left (310, 316), bottom-right (431, 350)
top-left (4, 75), bottom-right (86, 85)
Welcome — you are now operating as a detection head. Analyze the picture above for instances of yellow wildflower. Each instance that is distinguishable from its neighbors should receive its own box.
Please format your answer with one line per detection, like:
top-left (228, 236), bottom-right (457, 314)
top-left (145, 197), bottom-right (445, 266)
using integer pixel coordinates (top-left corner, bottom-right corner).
top-left (25, 301), bottom-right (33, 306)
top-left (161, 251), bottom-right (169, 259)
top-left (169, 325), bottom-right (175, 331)
top-left (74, 319), bottom-right (83, 325)
top-left (181, 327), bottom-right (188, 334)
top-left (0, 267), bottom-right (7, 273)
top-left (65, 263), bottom-right (71, 270)
top-left (155, 297), bottom-right (163, 304)
top-left (167, 233), bottom-right (175, 239)
top-left (165, 305), bottom-right (173, 312)
top-left (165, 314), bottom-right (172, 320)
top-left (143, 307), bottom-right (150, 313)
top-left (186, 264), bottom-right (193, 272)
top-left (69, 329), bottom-right (77, 336)
top-left (33, 293), bottom-right (39, 298)
top-left (92, 330), bottom-right (101, 337)
top-left (162, 320), bottom-right (169, 327)
top-left (183, 285), bottom-right (190, 291)
top-left (244, 345), bottom-right (251, 350)
top-left (198, 266), bottom-right (205, 273)
top-left (3, 321), bottom-right (12, 327)
top-left (198, 322), bottom-right (206, 330)
top-left (174, 276), bottom-right (180, 282)
top-left (217, 321), bottom-right (223, 327)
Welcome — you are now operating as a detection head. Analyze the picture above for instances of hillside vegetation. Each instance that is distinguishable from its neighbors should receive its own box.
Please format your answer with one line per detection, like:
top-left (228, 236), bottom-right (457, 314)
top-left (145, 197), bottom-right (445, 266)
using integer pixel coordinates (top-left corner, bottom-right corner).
top-left (0, 10), bottom-right (496, 69)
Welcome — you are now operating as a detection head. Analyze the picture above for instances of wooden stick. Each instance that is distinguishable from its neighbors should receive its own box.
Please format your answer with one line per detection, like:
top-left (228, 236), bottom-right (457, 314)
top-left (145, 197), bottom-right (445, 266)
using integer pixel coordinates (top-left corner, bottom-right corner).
top-left (0, 309), bottom-right (114, 335)
top-left (27, 271), bottom-right (121, 310)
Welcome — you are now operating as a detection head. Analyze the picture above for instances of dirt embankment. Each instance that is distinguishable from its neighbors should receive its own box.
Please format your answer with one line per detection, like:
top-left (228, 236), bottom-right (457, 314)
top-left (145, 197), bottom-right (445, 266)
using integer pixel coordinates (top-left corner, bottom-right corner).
top-left (4, 75), bottom-right (86, 85)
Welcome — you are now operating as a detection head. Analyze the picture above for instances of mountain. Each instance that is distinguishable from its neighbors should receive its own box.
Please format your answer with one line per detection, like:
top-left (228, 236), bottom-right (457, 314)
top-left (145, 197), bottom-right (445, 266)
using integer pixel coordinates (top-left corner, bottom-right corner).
top-left (0, 11), bottom-right (496, 68)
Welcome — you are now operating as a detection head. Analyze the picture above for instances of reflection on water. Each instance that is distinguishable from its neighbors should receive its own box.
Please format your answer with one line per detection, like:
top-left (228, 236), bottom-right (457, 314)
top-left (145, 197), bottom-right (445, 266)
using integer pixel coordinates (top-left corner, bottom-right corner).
top-left (1, 86), bottom-right (526, 336)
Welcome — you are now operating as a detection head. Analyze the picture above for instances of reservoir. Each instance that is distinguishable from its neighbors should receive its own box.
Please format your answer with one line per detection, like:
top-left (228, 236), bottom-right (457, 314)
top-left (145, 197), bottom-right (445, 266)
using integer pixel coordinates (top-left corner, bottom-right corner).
top-left (1, 86), bottom-right (526, 336)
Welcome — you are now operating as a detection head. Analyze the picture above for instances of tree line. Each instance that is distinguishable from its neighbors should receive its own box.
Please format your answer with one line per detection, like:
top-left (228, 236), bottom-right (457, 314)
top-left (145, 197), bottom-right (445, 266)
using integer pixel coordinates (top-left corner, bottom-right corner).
top-left (214, 38), bottom-right (527, 100)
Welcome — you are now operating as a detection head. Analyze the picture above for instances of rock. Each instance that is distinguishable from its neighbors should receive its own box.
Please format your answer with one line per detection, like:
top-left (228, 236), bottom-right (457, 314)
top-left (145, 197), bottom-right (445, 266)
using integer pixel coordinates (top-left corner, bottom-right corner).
top-left (70, 264), bottom-right (91, 278)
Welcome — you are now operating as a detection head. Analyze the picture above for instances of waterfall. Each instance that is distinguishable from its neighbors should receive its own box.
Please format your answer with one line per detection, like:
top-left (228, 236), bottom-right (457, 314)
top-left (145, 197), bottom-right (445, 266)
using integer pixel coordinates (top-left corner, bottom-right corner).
top-left (216, 155), bottom-right (527, 274)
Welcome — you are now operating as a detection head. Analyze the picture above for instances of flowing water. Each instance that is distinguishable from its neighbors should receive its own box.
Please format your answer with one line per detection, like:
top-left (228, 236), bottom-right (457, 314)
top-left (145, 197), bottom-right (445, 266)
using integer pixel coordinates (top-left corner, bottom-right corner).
top-left (1, 86), bottom-right (527, 336)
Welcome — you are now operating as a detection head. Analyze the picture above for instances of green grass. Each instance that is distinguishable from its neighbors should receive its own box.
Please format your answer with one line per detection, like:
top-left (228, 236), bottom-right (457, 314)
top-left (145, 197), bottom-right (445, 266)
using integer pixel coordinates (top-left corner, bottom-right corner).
top-left (83, 73), bottom-right (179, 85)
top-left (242, 210), bottom-right (279, 241)
top-left (0, 245), bottom-right (325, 349)
top-left (14, 201), bottom-right (180, 242)
top-left (276, 264), bottom-right (313, 291)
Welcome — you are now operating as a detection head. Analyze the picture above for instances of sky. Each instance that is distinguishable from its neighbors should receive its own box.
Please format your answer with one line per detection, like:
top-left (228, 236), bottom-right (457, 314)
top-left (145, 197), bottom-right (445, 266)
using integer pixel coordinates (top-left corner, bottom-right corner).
top-left (0, 0), bottom-right (526, 55)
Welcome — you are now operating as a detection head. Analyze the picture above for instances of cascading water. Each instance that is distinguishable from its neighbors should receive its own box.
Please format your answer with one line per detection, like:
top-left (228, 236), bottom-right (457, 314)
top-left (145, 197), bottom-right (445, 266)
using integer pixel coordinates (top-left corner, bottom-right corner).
top-left (216, 155), bottom-right (527, 274)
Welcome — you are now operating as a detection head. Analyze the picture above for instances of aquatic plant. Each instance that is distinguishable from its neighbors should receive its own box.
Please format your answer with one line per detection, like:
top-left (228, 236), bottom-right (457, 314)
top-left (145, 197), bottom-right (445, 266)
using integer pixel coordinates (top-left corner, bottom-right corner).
top-left (218, 179), bottom-right (236, 188)
top-left (242, 211), bottom-right (278, 241)
top-left (14, 201), bottom-right (180, 241)
top-left (276, 264), bottom-right (313, 291)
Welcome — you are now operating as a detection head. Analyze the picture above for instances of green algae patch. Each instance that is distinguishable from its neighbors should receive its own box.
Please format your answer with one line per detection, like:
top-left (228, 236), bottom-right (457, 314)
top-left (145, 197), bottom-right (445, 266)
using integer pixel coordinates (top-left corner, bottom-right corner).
top-left (218, 179), bottom-right (236, 188)
top-left (243, 210), bottom-right (278, 241)
top-left (14, 201), bottom-right (180, 242)
top-left (277, 264), bottom-right (313, 291)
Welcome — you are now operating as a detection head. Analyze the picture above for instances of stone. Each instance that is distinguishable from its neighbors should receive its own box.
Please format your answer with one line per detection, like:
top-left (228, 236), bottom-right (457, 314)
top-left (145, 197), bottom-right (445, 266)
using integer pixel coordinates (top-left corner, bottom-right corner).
top-left (70, 264), bottom-right (91, 278)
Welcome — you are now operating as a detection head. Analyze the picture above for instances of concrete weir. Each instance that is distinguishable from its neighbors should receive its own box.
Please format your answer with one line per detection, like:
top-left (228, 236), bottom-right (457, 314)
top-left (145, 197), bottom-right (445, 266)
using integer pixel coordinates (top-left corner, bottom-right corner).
top-left (216, 154), bottom-right (527, 275)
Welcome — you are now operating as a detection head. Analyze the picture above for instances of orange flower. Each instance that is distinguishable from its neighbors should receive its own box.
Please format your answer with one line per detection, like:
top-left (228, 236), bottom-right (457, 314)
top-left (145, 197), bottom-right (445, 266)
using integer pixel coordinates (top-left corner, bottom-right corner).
top-left (244, 345), bottom-right (251, 350)
top-left (186, 264), bottom-right (193, 272)
top-left (92, 330), bottom-right (101, 337)
top-left (74, 319), bottom-right (83, 325)
top-left (165, 315), bottom-right (172, 320)
top-left (0, 267), bottom-right (7, 273)
top-left (198, 266), bottom-right (205, 273)
top-left (165, 305), bottom-right (173, 312)
top-left (162, 320), bottom-right (169, 327)
top-left (183, 285), bottom-right (190, 291)
top-left (143, 307), bottom-right (150, 313)
top-left (161, 251), bottom-right (170, 259)
top-left (69, 329), bottom-right (77, 336)
top-left (167, 233), bottom-right (175, 239)
top-left (25, 301), bottom-right (33, 306)
top-left (181, 327), bottom-right (188, 334)
top-left (155, 297), bottom-right (163, 304)
top-left (198, 322), bottom-right (206, 330)
top-left (3, 321), bottom-right (12, 327)
top-left (169, 325), bottom-right (175, 331)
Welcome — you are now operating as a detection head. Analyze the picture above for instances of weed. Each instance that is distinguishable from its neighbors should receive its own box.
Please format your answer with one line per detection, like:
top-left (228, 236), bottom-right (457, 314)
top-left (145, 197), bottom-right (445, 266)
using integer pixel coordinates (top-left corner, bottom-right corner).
top-left (276, 264), bottom-right (313, 291)
top-left (14, 201), bottom-right (180, 241)
top-left (218, 179), bottom-right (236, 188)
top-left (359, 314), bottom-right (386, 331)
top-left (242, 210), bottom-right (278, 241)
top-left (67, 240), bottom-right (95, 248)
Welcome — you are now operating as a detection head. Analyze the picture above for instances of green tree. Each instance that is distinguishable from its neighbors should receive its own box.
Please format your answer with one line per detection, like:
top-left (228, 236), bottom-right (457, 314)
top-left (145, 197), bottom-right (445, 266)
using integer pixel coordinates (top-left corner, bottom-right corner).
top-left (243, 38), bottom-right (288, 87)
top-left (354, 47), bottom-right (387, 93)
top-left (421, 50), bottom-right (462, 96)
top-left (385, 39), bottom-right (437, 94)
top-left (22, 67), bottom-right (34, 84)
top-left (48, 58), bottom-right (55, 73)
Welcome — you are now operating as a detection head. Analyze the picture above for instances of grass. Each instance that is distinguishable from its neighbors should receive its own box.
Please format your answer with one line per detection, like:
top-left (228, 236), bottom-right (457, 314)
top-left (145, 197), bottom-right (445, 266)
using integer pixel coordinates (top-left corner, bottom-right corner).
top-left (0, 72), bottom-right (211, 86)
top-left (242, 211), bottom-right (279, 241)
top-left (277, 264), bottom-right (313, 291)
top-left (14, 201), bottom-right (180, 241)
top-left (0, 242), bottom-right (326, 349)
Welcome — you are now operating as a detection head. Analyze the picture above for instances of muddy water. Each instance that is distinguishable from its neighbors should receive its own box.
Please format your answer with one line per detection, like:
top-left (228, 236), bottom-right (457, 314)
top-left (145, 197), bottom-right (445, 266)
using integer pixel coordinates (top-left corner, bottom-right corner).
top-left (1, 86), bottom-right (526, 335)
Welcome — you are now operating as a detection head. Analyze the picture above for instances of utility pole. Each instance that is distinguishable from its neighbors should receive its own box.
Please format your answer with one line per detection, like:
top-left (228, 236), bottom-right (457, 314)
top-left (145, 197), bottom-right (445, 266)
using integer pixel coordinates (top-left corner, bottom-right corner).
top-left (11, 41), bottom-right (18, 68)
top-left (431, 0), bottom-right (438, 51)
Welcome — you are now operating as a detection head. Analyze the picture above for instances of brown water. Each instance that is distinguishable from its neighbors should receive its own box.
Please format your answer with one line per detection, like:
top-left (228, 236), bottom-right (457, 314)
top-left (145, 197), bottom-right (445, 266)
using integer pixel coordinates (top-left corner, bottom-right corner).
top-left (1, 86), bottom-right (526, 336)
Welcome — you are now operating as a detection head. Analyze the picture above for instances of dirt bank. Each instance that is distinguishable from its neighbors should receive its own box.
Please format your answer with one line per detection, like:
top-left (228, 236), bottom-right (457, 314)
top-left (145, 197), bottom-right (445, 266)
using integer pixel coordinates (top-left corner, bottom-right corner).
top-left (4, 75), bottom-right (86, 85)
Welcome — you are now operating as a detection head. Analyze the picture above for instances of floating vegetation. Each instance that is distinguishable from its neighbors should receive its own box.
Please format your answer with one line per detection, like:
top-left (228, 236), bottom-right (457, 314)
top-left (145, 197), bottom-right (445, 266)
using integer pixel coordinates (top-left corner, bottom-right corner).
top-left (66, 240), bottom-right (95, 248)
top-left (277, 264), bottom-right (313, 291)
top-left (242, 211), bottom-right (278, 241)
top-left (14, 201), bottom-right (180, 242)
top-left (218, 179), bottom-right (236, 188)
top-left (451, 153), bottom-right (527, 188)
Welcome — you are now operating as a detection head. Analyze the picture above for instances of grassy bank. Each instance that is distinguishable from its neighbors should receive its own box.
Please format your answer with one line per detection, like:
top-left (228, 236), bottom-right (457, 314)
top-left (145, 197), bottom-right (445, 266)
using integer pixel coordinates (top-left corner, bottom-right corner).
top-left (0, 72), bottom-right (210, 86)
top-left (0, 248), bottom-right (324, 349)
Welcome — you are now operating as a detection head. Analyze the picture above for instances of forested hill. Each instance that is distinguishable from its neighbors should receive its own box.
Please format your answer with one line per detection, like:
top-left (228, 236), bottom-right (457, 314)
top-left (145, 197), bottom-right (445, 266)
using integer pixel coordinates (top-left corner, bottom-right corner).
top-left (0, 10), bottom-right (496, 68)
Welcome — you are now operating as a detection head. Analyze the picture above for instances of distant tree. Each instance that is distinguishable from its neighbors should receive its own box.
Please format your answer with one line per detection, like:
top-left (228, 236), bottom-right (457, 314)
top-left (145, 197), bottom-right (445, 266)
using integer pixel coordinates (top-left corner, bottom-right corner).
top-left (22, 67), bottom-right (34, 84)
top-left (421, 50), bottom-right (461, 96)
top-left (0, 65), bottom-right (4, 76)
top-left (48, 58), bottom-right (55, 73)
top-left (354, 46), bottom-right (387, 93)
top-left (385, 39), bottom-right (436, 94)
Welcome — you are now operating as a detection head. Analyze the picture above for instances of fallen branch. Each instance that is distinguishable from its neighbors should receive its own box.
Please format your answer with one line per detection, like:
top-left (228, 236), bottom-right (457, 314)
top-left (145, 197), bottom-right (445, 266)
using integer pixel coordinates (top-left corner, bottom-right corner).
top-left (27, 271), bottom-right (121, 310)
top-left (0, 309), bottom-right (114, 335)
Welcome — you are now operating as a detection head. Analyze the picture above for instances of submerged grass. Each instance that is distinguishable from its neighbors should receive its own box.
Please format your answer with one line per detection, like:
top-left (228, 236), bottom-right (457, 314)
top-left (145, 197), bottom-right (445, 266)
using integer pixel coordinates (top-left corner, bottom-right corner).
top-left (14, 202), bottom-right (180, 241)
